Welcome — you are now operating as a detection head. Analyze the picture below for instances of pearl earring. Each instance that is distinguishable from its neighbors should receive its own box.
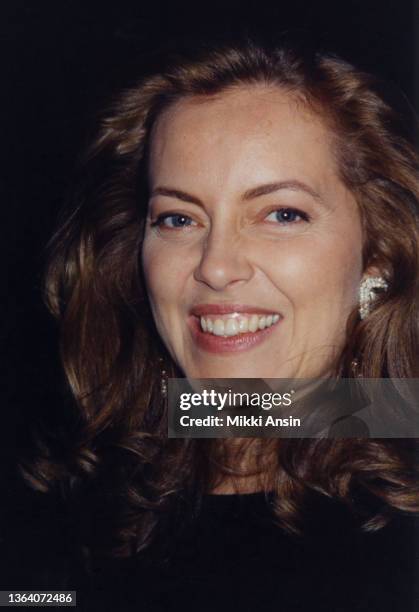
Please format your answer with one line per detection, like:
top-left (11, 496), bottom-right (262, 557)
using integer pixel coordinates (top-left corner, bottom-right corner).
top-left (359, 276), bottom-right (388, 320)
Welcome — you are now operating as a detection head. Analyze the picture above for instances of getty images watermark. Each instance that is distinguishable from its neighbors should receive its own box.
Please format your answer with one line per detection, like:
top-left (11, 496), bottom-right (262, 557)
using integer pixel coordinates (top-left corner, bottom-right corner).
top-left (178, 387), bottom-right (300, 429)
top-left (167, 378), bottom-right (419, 438)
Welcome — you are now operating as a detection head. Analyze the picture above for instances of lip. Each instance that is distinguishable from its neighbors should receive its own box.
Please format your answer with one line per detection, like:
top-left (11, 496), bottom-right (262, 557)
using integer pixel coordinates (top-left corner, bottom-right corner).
top-left (190, 303), bottom-right (280, 317)
top-left (187, 305), bottom-right (282, 354)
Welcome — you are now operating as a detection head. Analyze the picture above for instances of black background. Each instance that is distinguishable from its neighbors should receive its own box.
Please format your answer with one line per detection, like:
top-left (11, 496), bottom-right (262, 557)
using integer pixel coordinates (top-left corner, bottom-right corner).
top-left (1, 0), bottom-right (418, 462)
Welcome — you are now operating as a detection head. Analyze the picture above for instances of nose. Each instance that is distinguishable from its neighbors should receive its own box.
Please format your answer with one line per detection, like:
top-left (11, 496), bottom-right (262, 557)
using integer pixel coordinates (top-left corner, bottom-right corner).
top-left (193, 228), bottom-right (254, 291)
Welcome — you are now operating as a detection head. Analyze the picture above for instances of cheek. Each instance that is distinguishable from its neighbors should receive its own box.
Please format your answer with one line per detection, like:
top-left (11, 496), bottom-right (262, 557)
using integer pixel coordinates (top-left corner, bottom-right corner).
top-left (142, 240), bottom-right (196, 365)
top-left (264, 234), bottom-right (362, 309)
top-left (141, 240), bottom-right (188, 318)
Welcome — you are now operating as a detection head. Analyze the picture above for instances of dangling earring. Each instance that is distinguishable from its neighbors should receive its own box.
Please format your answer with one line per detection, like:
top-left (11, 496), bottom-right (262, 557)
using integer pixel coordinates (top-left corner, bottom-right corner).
top-left (159, 357), bottom-right (168, 399)
top-left (350, 358), bottom-right (362, 378)
top-left (359, 276), bottom-right (388, 320)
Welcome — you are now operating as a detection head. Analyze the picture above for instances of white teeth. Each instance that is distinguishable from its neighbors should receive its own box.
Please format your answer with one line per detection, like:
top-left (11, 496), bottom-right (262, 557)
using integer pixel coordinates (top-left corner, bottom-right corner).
top-left (213, 319), bottom-right (225, 336)
top-left (248, 314), bottom-right (259, 333)
top-left (198, 312), bottom-right (281, 337)
top-left (258, 316), bottom-right (267, 330)
top-left (225, 318), bottom-right (239, 336)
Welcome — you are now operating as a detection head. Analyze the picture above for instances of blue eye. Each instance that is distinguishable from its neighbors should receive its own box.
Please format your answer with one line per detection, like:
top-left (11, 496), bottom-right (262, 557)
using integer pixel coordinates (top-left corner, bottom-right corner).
top-left (265, 208), bottom-right (309, 224)
top-left (152, 214), bottom-right (196, 228)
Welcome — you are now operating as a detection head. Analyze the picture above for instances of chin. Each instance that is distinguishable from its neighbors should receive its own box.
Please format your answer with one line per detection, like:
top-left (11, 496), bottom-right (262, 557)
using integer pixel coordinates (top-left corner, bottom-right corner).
top-left (183, 360), bottom-right (283, 379)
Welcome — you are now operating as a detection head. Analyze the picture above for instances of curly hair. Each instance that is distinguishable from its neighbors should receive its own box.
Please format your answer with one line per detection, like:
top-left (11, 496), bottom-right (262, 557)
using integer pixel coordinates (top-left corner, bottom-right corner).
top-left (21, 36), bottom-right (419, 563)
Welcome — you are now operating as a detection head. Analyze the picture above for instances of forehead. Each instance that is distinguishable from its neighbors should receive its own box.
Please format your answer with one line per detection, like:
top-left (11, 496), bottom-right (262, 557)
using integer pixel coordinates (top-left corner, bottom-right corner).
top-left (148, 85), bottom-right (338, 194)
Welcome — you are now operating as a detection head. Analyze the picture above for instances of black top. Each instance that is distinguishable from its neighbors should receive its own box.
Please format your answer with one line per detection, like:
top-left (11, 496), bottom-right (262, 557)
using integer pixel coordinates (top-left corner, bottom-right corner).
top-left (2, 491), bottom-right (418, 611)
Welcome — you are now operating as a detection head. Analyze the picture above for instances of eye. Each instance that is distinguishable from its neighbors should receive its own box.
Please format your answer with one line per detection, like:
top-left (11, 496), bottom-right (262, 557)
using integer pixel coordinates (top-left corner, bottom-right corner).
top-left (151, 213), bottom-right (197, 229)
top-left (265, 207), bottom-right (310, 224)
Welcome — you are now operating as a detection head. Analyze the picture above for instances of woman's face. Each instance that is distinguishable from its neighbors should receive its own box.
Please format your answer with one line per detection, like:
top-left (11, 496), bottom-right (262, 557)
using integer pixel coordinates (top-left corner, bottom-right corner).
top-left (142, 85), bottom-right (364, 378)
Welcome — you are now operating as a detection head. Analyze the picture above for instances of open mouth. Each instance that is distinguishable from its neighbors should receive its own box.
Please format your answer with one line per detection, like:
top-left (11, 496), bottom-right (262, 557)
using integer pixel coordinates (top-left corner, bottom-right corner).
top-left (188, 307), bottom-right (283, 354)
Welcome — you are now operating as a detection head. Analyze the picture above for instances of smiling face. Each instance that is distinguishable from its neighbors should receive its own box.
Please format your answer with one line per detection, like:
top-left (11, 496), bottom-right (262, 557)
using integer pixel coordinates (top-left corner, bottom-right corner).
top-left (142, 85), bottom-right (364, 378)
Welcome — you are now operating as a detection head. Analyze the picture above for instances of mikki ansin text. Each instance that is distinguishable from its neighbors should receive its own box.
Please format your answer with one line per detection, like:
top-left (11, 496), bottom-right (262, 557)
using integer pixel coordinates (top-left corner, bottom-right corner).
top-left (178, 414), bottom-right (301, 428)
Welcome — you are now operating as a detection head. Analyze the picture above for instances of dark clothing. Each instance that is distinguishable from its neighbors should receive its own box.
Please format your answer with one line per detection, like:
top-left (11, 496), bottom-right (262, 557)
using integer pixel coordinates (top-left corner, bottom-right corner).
top-left (1, 491), bottom-right (418, 611)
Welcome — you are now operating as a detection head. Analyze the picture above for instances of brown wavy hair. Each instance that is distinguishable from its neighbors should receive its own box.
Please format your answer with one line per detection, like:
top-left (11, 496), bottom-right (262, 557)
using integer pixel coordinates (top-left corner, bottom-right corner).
top-left (23, 36), bottom-right (419, 562)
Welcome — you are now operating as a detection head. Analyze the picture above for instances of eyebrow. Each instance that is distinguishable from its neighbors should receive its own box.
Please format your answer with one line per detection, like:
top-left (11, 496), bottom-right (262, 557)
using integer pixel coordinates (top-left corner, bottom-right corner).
top-left (243, 180), bottom-right (321, 201)
top-left (150, 187), bottom-right (203, 206)
top-left (150, 180), bottom-right (322, 206)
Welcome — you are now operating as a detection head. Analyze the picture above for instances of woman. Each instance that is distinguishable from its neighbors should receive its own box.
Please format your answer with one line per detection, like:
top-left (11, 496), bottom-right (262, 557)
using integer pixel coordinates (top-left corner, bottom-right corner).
top-left (9, 36), bottom-right (419, 610)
